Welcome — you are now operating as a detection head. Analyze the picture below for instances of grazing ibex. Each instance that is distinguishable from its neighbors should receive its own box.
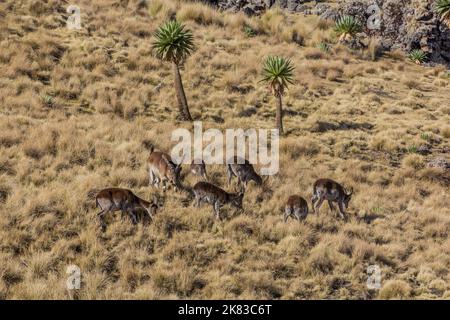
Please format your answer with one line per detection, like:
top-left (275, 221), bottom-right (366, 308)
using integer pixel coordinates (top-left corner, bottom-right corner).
top-left (193, 181), bottom-right (244, 219)
top-left (311, 178), bottom-right (353, 220)
top-left (190, 159), bottom-right (208, 181)
top-left (95, 188), bottom-right (158, 230)
top-left (284, 195), bottom-right (309, 222)
top-left (148, 145), bottom-right (182, 191)
top-left (227, 156), bottom-right (263, 187)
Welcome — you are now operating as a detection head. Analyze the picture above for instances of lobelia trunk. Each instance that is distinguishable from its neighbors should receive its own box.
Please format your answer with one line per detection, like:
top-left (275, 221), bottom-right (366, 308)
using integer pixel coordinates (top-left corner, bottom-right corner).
top-left (276, 94), bottom-right (283, 135)
top-left (172, 61), bottom-right (192, 121)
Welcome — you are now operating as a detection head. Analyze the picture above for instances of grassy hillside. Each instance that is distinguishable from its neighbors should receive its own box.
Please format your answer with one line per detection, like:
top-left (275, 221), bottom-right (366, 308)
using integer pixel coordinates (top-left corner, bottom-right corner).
top-left (0, 0), bottom-right (449, 299)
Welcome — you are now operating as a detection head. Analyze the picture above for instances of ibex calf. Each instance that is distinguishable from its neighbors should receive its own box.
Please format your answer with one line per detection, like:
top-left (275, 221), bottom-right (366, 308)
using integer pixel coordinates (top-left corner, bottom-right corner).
top-left (95, 188), bottom-right (158, 230)
top-left (190, 159), bottom-right (208, 181)
top-left (227, 156), bottom-right (262, 187)
top-left (284, 195), bottom-right (309, 222)
top-left (311, 179), bottom-right (353, 219)
top-left (193, 181), bottom-right (244, 219)
top-left (148, 146), bottom-right (182, 191)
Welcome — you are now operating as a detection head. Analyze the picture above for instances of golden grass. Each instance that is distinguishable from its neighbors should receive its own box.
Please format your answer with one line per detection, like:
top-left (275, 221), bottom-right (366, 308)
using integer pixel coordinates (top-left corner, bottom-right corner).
top-left (0, 0), bottom-right (449, 299)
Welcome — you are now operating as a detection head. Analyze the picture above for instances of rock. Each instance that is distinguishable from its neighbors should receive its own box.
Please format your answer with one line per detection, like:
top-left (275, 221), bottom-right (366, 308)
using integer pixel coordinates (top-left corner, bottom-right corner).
top-left (323, 0), bottom-right (450, 66)
top-left (313, 3), bottom-right (331, 16)
top-left (427, 157), bottom-right (450, 170)
top-left (237, 106), bottom-right (258, 117)
top-left (417, 144), bottom-right (432, 155)
top-left (211, 0), bottom-right (310, 13)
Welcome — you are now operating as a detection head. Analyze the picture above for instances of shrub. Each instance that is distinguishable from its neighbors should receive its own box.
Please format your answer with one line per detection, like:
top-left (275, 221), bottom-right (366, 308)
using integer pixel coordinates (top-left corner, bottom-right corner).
top-left (334, 16), bottom-right (361, 41)
top-left (409, 49), bottom-right (427, 64)
top-left (243, 25), bottom-right (257, 37)
top-left (402, 154), bottom-right (425, 170)
top-left (435, 0), bottom-right (450, 24)
top-left (317, 42), bottom-right (331, 53)
top-left (40, 94), bottom-right (55, 109)
top-left (378, 280), bottom-right (412, 299)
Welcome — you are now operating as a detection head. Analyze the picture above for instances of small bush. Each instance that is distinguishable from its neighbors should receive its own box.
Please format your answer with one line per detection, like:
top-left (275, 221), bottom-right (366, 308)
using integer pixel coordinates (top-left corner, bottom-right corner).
top-left (317, 42), bottom-right (331, 53)
top-left (441, 126), bottom-right (450, 138)
top-left (176, 3), bottom-right (223, 26)
top-left (409, 50), bottom-right (427, 64)
top-left (366, 37), bottom-right (383, 61)
top-left (334, 16), bottom-right (361, 41)
top-left (40, 94), bottom-right (55, 109)
top-left (243, 25), bottom-right (257, 37)
top-left (378, 280), bottom-right (412, 299)
top-left (402, 154), bottom-right (425, 170)
top-left (435, 0), bottom-right (450, 23)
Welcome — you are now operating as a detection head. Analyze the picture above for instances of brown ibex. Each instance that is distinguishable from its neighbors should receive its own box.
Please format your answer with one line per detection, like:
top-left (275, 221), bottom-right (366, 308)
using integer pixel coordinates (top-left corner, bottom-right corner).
top-left (190, 159), bottom-right (208, 181)
top-left (148, 145), bottom-right (182, 191)
top-left (284, 195), bottom-right (309, 222)
top-left (311, 179), bottom-right (353, 220)
top-left (227, 156), bottom-right (263, 187)
top-left (193, 181), bottom-right (244, 219)
top-left (95, 188), bottom-right (159, 230)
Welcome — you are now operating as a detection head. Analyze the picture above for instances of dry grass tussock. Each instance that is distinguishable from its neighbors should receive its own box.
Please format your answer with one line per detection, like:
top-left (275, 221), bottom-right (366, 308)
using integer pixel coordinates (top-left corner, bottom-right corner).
top-left (0, 0), bottom-right (449, 299)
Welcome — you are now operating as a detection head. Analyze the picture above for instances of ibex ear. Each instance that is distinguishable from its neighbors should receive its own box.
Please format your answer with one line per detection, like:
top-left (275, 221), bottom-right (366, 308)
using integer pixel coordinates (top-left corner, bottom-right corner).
top-left (345, 187), bottom-right (353, 196)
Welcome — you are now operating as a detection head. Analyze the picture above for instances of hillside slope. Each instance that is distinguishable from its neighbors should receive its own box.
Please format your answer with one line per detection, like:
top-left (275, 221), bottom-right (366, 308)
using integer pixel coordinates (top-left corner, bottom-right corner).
top-left (0, 0), bottom-right (449, 299)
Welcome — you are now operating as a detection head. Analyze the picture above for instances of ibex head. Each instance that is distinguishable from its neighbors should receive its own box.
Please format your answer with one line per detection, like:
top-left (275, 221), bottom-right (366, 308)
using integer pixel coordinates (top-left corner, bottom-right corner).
top-left (231, 186), bottom-right (245, 209)
top-left (343, 187), bottom-right (353, 209)
top-left (252, 173), bottom-right (263, 186)
top-left (163, 156), bottom-right (182, 190)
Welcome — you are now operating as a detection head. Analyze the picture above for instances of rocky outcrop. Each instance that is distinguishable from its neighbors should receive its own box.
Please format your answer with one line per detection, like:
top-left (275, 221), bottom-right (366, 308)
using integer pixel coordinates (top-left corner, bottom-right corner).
top-left (201, 0), bottom-right (450, 66)
top-left (321, 0), bottom-right (450, 65)
top-left (208, 0), bottom-right (312, 15)
top-left (427, 157), bottom-right (450, 170)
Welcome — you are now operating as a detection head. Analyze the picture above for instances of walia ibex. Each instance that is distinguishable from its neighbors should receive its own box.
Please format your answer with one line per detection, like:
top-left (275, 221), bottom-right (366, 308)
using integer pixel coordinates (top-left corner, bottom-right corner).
top-left (311, 178), bottom-right (353, 220)
top-left (284, 195), bottom-right (309, 222)
top-left (193, 181), bottom-right (244, 219)
top-left (227, 156), bottom-right (263, 187)
top-left (147, 145), bottom-right (182, 191)
top-left (95, 188), bottom-right (159, 230)
top-left (190, 159), bottom-right (208, 181)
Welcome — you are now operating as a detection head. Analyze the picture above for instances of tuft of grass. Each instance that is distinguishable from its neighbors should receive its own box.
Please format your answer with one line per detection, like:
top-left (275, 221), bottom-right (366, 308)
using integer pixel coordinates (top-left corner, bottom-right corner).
top-left (176, 2), bottom-right (223, 26)
top-left (378, 280), bottom-right (412, 300)
top-left (40, 94), bottom-right (55, 108)
top-left (334, 16), bottom-right (361, 42)
top-left (317, 42), bottom-right (331, 53)
top-left (243, 25), bottom-right (257, 37)
top-left (402, 154), bottom-right (425, 170)
top-left (441, 126), bottom-right (450, 138)
top-left (366, 37), bottom-right (383, 61)
top-left (409, 49), bottom-right (427, 64)
top-left (420, 132), bottom-right (431, 141)
top-left (435, 0), bottom-right (450, 23)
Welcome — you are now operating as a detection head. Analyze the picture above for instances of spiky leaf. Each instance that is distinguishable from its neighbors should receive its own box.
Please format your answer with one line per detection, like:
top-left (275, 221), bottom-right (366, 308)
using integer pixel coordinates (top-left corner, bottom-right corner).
top-left (409, 49), bottom-right (427, 64)
top-left (334, 15), bottom-right (361, 39)
top-left (261, 56), bottom-right (295, 96)
top-left (436, 0), bottom-right (450, 21)
top-left (152, 20), bottom-right (195, 65)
